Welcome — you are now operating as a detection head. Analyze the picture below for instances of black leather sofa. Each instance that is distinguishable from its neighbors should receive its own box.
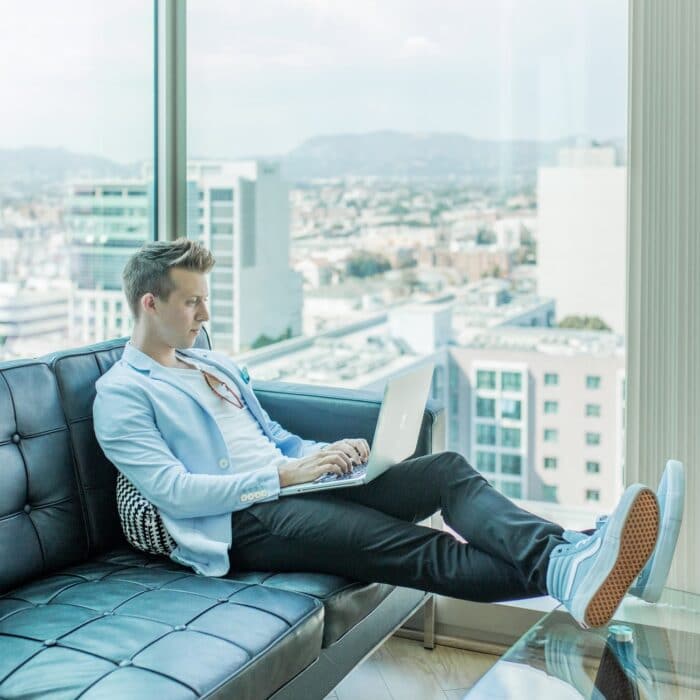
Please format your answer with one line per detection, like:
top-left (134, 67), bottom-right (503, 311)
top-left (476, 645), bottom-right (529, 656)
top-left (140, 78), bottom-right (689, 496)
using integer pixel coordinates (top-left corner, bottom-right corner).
top-left (0, 332), bottom-right (442, 699)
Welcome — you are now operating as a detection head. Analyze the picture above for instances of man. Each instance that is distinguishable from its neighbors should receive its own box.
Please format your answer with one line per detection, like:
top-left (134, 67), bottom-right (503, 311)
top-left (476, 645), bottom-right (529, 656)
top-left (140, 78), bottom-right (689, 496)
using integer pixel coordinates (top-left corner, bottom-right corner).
top-left (94, 239), bottom-right (683, 629)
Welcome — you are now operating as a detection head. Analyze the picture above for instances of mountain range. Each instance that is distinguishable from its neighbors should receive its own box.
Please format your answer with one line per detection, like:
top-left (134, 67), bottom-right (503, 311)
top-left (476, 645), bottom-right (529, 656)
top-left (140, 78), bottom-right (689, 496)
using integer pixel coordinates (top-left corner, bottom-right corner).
top-left (0, 132), bottom-right (622, 188)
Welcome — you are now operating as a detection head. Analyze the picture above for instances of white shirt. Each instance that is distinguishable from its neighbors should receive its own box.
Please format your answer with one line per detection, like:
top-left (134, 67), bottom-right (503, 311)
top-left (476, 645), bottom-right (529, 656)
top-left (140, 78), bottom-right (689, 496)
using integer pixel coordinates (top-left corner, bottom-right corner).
top-left (169, 352), bottom-right (295, 476)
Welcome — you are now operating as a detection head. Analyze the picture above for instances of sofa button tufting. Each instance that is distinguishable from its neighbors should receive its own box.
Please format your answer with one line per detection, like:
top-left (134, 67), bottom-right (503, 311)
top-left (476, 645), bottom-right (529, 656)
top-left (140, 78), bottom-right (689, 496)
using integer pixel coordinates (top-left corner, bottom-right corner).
top-left (11, 433), bottom-right (20, 443)
top-left (118, 659), bottom-right (132, 667)
top-left (102, 611), bottom-right (113, 616)
top-left (217, 597), bottom-right (229, 603)
top-left (44, 639), bottom-right (57, 646)
top-left (23, 504), bottom-right (32, 514)
top-left (174, 624), bottom-right (187, 631)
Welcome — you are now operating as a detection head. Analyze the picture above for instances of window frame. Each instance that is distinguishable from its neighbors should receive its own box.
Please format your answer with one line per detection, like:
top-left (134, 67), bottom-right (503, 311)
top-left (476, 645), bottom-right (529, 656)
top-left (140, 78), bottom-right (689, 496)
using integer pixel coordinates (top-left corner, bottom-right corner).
top-left (164, 0), bottom-right (697, 645)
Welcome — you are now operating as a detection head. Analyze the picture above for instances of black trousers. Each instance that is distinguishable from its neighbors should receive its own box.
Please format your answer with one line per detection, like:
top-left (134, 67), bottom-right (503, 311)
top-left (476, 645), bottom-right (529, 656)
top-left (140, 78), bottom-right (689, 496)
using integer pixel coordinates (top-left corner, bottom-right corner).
top-left (228, 451), bottom-right (566, 602)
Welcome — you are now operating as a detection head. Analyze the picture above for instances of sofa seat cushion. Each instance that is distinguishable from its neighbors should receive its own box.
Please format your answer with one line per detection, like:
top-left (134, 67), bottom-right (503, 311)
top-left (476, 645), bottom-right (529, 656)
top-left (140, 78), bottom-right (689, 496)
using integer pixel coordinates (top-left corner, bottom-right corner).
top-left (228, 571), bottom-right (394, 648)
top-left (0, 549), bottom-right (323, 700)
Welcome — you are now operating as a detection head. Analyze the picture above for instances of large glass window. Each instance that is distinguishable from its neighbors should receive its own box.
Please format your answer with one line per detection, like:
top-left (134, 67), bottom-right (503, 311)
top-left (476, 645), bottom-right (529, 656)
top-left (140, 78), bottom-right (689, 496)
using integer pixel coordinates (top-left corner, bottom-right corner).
top-left (476, 371), bottom-right (497, 390)
top-left (187, 1), bottom-right (628, 516)
top-left (477, 424), bottom-right (497, 446)
top-left (501, 482), bottom-right (522, 499)
top-left (544, 373), bottom-right (559, 387)
top-left (544, 400), bottom-right (559, 414)
top-left (501, 454), bottom-right (522, 475)
top-left (586, 375), bottom-right (602, 389)
top-left (586, 432), bottom-right (602, 446)
top-left (501, 427), bottom-right (521, 449)
top-left (476, 397), bottom-right (496, 418)
top-left (0, 1), bottom-right (154, 359)
top-left (476, 451), bottom-right (496, 472)
top-left (544, 429), bottom-right (559, 443)
top-left (542, 485), bottom-right (558, 502)
top-left (501, 371), bottom-right (522, 392)
top-left (501, 399), bottom-right (522, 420)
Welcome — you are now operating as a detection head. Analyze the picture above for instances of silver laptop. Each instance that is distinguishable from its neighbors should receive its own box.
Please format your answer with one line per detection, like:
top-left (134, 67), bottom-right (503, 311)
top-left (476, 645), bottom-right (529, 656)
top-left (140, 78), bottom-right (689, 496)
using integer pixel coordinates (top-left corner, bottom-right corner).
top-left (280, 362), bottom-right (435, 496)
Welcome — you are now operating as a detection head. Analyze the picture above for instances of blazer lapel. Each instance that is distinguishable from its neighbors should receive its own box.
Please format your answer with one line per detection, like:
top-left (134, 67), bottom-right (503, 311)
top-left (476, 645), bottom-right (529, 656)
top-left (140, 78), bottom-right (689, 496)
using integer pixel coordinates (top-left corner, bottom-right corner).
top-left (123, 342), bottom-right (217, 422)
top-left (178, 349), bottom-right (272, 437)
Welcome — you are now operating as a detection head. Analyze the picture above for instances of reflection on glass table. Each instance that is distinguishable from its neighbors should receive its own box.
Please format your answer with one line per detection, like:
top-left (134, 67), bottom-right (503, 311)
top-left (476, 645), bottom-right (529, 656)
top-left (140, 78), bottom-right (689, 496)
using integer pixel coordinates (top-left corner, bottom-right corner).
top-left (464, 588), bottom-right (700, 699)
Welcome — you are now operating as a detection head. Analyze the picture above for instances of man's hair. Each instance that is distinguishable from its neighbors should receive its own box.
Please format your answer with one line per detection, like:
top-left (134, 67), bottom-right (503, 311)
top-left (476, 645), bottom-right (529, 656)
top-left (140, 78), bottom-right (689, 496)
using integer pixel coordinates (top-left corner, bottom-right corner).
top-left (122, 238), bottom-right (215, 318)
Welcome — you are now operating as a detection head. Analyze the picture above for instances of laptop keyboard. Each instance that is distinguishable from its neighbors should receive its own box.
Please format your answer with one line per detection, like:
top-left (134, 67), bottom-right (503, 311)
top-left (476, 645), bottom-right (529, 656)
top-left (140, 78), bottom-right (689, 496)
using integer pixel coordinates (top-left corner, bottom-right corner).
top-left (314, 463), bottom-right (368, 484)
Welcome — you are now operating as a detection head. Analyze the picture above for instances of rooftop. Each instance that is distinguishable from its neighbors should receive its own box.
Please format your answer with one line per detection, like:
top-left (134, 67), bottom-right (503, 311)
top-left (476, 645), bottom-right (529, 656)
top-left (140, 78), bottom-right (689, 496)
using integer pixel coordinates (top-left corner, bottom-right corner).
top-left (462, 326), bottom-right (624, 356)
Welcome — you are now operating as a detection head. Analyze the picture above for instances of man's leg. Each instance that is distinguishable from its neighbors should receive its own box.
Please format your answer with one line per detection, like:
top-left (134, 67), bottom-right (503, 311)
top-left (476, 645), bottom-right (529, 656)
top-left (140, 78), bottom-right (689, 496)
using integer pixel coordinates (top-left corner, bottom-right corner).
top-left (229, 493), bottom-right (539, 602)
top-left (331, 451), bottom-right (566, 595)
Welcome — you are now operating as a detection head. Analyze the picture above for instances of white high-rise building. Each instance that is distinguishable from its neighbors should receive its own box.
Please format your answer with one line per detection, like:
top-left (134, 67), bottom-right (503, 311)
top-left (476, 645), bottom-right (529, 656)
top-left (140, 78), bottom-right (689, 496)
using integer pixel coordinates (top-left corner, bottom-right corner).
top-left (65, 161), bottom-right (302, 352)
top-left (0, 281), bottom-right (71, 359)
top-left (450, 327), bottom-right (625, 511)
top-left (188, 161), bottom-right (303, 354)
top-left (537, 147), bottom-right (626, 333)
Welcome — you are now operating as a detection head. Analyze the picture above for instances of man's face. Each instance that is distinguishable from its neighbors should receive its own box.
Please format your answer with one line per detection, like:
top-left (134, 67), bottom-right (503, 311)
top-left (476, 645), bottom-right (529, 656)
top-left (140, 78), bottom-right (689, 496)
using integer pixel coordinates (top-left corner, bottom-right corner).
top-left (149, 268), bottom-right (210, 349)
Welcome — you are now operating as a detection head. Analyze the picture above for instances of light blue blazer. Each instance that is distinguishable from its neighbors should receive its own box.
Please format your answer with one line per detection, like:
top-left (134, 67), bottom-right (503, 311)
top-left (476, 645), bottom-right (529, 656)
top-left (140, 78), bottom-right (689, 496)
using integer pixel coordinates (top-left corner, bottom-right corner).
top-left (93, 342), bottom-right (324, 576)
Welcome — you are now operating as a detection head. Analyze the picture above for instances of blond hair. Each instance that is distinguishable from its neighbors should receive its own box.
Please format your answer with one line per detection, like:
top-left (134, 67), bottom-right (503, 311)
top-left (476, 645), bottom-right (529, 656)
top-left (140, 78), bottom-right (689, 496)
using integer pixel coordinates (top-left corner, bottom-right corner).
top-left (122, 238), bottom-right (215, 318)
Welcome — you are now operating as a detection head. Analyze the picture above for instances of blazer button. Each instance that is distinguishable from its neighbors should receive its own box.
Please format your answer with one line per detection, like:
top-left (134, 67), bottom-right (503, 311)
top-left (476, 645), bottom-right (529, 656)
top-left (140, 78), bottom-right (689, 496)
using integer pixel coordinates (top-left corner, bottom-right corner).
top-left (218, 458), bottom-right (229, 469)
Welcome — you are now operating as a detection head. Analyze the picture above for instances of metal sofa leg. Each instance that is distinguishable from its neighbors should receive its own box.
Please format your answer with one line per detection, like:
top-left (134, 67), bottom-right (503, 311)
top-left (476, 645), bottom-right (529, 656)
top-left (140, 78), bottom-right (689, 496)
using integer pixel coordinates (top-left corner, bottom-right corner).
top-left (423, 594), bottom-right (436, 649)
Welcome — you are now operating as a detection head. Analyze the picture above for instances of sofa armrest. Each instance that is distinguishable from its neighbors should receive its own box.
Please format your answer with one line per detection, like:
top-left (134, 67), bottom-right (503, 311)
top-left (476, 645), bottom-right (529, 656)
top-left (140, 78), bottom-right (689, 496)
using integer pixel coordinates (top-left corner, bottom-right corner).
top-left (253, 380), bottom-right (445, 458)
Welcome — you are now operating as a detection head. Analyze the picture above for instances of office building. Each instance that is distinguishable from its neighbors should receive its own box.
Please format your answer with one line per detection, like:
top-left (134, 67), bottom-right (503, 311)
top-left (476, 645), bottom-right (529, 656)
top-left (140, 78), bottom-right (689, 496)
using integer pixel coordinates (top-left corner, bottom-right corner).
top-left (64, 162), bottom-right (302, 352)
top-left (450, 327), bottom-right (625, 510)
top-left (537, 147), bottom-right (627, 333)
top-left (187, 161), bottom-right (303, 353)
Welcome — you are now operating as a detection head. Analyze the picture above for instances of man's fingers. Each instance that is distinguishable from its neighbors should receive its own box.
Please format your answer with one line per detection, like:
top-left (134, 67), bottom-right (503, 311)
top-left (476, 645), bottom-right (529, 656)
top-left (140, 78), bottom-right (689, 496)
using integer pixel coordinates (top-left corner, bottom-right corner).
top-left (348, 438), bottom-right (370, 461)
top-left (319, 450), bottom-right (353, 472)
top-left (314, 463), bottom-right (343, 478)
top-left (336, 441), bottom-right (359, 463)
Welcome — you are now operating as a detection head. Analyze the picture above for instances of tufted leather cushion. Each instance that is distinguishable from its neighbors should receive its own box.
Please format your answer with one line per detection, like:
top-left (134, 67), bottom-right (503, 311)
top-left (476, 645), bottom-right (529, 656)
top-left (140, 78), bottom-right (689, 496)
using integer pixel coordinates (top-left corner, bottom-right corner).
top-left (0, 549), bottom-right (323, 699)
top-left (0, 331), bottom-right (437, 697)
top-left (228, 571), bottom-right (394, 648)
top-left (48, 331), bottom-right (212, 555)
top-left (0, 361), bottom-right (88, 594)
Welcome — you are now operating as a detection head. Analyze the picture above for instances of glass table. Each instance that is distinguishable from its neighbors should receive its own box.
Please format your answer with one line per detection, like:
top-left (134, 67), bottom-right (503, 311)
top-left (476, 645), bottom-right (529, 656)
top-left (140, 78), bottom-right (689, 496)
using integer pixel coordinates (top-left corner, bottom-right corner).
top-left (464, 589), bottom-right (700, 699)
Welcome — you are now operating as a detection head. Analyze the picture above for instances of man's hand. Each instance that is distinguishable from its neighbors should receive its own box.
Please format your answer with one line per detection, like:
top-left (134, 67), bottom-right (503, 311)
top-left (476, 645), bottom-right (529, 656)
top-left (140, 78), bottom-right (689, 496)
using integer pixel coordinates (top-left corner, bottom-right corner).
top-left (277, 439), bottom-right (370, 488)
top-left (322, 438), bottom-right (370, 466)
top-left (278, 449), bottom-right (352, 487)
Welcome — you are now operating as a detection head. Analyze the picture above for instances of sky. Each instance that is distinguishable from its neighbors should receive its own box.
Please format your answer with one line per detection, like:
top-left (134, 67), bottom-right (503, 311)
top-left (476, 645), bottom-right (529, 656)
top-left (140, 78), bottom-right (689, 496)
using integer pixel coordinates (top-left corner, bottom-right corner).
top-left (0, 0), bottom-right (628, 164)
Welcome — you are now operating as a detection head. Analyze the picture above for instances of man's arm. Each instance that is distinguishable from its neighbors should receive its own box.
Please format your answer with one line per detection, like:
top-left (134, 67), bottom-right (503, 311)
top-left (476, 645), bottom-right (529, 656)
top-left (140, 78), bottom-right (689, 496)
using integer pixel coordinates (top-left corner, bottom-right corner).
top-left (258, 404), bottom-right (329, 457)
top-left (93, 382), bottom-right (280, 518)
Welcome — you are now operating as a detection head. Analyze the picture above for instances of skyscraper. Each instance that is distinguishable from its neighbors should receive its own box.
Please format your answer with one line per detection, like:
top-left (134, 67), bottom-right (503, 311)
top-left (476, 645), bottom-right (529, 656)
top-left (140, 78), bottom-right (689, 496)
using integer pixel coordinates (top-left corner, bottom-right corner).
top-left (65, 162), bottom-right (302, 352)
top-left (537, 147), bottom-right (626, 333)
top-left (188, 160), bottom-right (303, 353)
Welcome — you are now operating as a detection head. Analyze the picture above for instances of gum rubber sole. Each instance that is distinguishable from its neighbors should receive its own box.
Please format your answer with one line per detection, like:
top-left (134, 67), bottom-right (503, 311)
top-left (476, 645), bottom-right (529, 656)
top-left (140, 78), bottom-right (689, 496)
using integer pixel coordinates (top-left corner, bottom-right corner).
top-left (584, 489), bottom-right (659, 628)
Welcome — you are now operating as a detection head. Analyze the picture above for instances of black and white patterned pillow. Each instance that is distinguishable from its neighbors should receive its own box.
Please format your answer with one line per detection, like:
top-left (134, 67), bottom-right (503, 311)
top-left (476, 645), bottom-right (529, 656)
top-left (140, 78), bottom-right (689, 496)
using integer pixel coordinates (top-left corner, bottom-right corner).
top-left (116, 472), bottom-right (176, 556)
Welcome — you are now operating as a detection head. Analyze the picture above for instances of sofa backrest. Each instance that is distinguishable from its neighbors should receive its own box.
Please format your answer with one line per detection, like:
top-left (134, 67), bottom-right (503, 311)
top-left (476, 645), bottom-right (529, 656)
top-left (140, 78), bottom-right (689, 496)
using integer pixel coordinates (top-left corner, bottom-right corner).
top-left (49, 338), bottom-right (134, 554)
top-left (0, 330), bottom-right (212, 594)
top-left (0, 360), bottom-right (89, 594)
top-left (47, 330), bottom-right (212, 556)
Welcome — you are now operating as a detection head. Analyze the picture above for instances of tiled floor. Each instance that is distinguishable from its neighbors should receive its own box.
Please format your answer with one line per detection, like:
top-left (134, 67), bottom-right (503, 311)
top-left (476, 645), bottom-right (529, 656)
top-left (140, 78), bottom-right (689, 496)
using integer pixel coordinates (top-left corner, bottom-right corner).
top-left (324, 636), bottom-right (499, 700)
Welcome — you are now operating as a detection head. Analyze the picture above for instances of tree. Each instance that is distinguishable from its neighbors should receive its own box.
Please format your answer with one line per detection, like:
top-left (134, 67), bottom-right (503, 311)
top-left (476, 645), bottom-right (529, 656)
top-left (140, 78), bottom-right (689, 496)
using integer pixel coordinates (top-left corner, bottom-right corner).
top-left (251, 326), bottom-right (293, 350)
top-left (476, 227), bottom-right (497, 245)
top-left (345, 251), bottom-right (392, 278)
top-left (481, 264), bottom-right (502, 279)
top-left (558, 316), bottom-right (612, 331)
